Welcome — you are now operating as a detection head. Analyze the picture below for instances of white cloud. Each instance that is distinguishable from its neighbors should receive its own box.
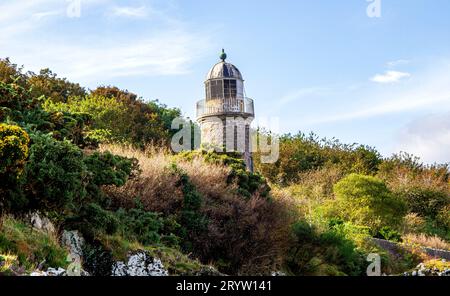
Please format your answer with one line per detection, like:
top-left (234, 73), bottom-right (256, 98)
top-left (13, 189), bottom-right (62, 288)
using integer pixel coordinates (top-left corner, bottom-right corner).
top-left (32, 10), bottom-right (63, 20)
top-left (387, 59), bottom-right (410, 68)
top-left (109, 5), bottom-right (148, 18)
top-left (0, 0), bottom-right (214, 85)
top-left (395, 113), bottom-right (450, 164)
top-left (371, 70), bottom-right (411, 83)
top-left (301, 60), bottom-right (450, 125)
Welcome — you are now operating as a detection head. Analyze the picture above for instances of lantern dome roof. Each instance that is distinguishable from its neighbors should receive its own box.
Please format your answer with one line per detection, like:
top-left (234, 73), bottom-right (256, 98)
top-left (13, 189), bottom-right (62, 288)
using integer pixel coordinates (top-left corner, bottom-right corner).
top-left (205, 49), bottom-right (243, 81)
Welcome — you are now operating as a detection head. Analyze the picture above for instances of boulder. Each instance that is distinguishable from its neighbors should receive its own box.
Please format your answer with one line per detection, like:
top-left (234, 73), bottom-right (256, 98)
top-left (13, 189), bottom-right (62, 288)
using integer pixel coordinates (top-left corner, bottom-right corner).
top-left (61, 230), bottom-right (85, 259)
top-left (111, 251), bottom-right (169, 276)
top-left (29, 212), bottom-right (55, 234)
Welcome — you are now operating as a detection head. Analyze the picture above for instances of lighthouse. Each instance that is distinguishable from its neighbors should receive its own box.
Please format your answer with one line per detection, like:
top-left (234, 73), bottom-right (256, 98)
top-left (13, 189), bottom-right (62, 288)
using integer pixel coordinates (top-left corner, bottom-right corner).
top-left (196, 50), bottom-right (255, 170)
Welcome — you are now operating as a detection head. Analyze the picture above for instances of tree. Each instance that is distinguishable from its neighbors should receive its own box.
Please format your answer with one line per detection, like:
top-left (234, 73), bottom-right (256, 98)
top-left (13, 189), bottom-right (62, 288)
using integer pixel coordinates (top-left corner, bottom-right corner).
top-left (28, 68), bottom-right (86, 102)
top-left (327, 174), bottom-right (406, 233)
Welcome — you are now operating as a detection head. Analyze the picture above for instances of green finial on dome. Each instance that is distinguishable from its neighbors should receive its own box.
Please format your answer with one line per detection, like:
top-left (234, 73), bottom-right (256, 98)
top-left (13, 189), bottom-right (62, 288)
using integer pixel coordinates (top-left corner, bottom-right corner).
top-left (220, 48), bottom-right (227, 62)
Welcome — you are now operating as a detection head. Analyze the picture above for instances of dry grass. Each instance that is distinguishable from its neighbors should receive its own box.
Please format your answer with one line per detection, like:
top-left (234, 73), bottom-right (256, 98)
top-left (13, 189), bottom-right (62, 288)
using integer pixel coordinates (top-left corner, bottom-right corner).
top-left (401, 213), bottom-right (426, 234)
top-left (100, 144), bottom-right (183, 214)
top-left (404, 233), bottom-right (450, 251)
top-left (101, 144), bottom-right (235, 214)
top-left (177, 157), bottom-right (233, 200)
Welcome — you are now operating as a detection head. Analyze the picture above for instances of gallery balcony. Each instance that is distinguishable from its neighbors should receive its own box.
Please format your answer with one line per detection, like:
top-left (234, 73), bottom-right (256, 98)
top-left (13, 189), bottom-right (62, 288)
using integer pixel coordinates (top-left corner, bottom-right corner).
top-left (196, 97), bottom-right (254, 119)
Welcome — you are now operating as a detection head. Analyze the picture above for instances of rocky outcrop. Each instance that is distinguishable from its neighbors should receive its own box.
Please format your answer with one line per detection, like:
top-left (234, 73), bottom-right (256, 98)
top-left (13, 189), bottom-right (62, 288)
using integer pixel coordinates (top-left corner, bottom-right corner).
top-left (30, 267), bottom-right (90, 276)
top-left (112, 251), bottom-right (169, 276)
top-left (29, 212), bottom-right (56, 234)
top-left (403, 260), bottom-right (450, 276)
top-left (61, 230), bottom-right (85, 259)
top-left (271, 271), bottom-right (287, 276)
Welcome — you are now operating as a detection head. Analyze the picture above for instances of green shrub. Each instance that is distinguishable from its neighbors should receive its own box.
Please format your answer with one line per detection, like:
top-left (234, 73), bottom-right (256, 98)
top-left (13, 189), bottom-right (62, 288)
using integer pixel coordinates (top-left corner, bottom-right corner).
top-left (286, 220), bottom-right (367, 276)
top-left (25, 132), bottom-right (87, 211)
top-left (319, 227), bottom-right (366, 276)
top-left (83, 151), bottom-right (138, 187)
top-left (115, 205), bottom-right (164, 245)
top-left (327, 174), bottom-right (406, 234)
top-left (76, 203), bottom-right (119, 236)
top-left (43, 95), bottom-right (131, 143)
top-left (376, 226), bottom-right (402, 242)
top-left (170, 163), bottom-right (208, 250)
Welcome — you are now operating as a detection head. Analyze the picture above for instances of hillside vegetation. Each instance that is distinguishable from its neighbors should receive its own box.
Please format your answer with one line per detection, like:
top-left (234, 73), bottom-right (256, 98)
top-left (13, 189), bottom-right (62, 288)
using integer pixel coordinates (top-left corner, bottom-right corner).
top-left (0, 57), bottom-right (449, 276)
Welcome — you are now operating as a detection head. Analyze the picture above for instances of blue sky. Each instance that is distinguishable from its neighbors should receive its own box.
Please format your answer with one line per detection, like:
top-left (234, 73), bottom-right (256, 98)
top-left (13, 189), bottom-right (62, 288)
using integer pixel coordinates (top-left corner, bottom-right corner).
top-left (1, 0), bottom-right (450, 163)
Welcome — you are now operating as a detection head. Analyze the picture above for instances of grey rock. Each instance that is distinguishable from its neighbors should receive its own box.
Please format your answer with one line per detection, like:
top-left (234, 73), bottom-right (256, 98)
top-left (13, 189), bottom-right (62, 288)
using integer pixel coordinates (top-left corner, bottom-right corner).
top-left (61, 230), bottom-right (85, 259)
top-left (29, 212), bottom-right (56, 234)
top-left (111, 251), bottom-right (168, 276)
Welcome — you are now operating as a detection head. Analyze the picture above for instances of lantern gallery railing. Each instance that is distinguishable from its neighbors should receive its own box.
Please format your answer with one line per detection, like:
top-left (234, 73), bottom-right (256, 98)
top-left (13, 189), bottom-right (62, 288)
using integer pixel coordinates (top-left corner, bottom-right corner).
top-left (196, 97), bottom-right (254, 119)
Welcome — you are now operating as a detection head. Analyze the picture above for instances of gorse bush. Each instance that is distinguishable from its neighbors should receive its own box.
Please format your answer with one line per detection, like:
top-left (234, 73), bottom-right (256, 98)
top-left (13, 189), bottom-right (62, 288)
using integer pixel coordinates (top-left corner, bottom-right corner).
top-left (43, 95), bottom-right (130, 143)
top-left (83, 151), bottom-right (139, 187)
top-left (20, 133), bottom-right (137, 213)
top-left (436, 205), bottom-right (450, 231)
top-left (0, 124), bottom-right (30, 213)
top-left (25, 132), bottom-right (87, 211)
top-left (115, 204), bottom-right (165, 246)
top-left (27, 68), bottom-right (86, 103)
top-left (0, 124), bottom-right (29, 177)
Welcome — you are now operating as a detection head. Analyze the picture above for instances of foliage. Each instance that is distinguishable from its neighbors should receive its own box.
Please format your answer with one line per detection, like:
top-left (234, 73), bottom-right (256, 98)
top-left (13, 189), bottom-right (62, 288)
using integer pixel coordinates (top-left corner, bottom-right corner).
top-left (115, 204), bottom-right (165, 246)
top-left (170, 163), bottom-right (208, 250)
top-left (83, 151), bottom-right (139, 187)
top-left (376, 226), bottom-right (402, 242)
top-left (254, 132), bottom-right (382, 184)
top-left (436, 205), bottom-right (450, 231)
top-left (43, 95), bottom-right (130, 143)
top-left (0, 80), bottom-right (92, 146)
top-left (0, 124), bottom-right (29, 177)
top-left (397, 187), bottom-right (448, 218)
top-left (0, 58), bottom-right (28, 88)
top-left (0, 124), bottom-right (30, 213)
top-left (66, 203), bottom-right (120, 239)
top-left (286, 220), bottom-right (367, 276)
top-left (22, 134), bottom-right (137, 213)
top-left (401, 213), bottom-right (426, 234)
top-left (24, 132), bottom-right (88, 211)
top-left (27, 68), bottom-right (86, 102)
top-left (325, 174), bottom-right (406, 234)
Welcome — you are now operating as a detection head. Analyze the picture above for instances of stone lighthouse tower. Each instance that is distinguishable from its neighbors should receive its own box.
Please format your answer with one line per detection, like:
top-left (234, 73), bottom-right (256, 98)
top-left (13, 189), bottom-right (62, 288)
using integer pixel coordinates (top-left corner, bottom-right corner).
top-left (196, 49), bottom-right (255, 170)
